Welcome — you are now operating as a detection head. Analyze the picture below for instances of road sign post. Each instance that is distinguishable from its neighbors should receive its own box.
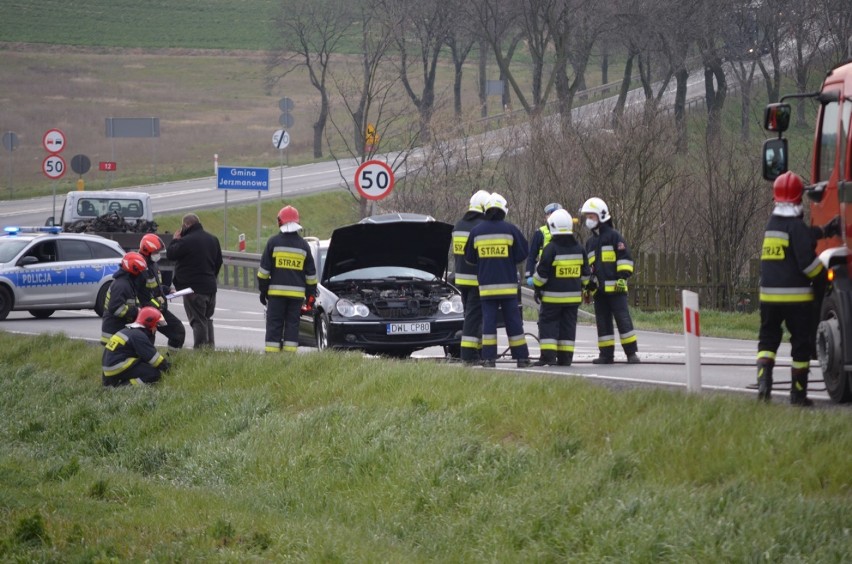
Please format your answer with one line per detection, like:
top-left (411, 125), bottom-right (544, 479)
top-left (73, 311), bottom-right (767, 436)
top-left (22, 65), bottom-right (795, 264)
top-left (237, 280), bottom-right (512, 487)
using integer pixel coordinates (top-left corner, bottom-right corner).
top-left (682, 290), bottom-right (702, 393)
top-left (354, 160), bottom-right (395, 201)
top-left (273, 129), bottom-right (291, 197)
top-left (2, 131), bottom-right (18, 197)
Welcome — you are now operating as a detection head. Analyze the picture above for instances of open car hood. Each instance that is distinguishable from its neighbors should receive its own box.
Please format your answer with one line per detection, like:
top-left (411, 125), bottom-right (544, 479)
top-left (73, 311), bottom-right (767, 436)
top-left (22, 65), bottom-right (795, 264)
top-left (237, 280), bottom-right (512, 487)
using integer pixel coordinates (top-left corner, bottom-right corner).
top-left (323, 214), bottom-right (453, 281)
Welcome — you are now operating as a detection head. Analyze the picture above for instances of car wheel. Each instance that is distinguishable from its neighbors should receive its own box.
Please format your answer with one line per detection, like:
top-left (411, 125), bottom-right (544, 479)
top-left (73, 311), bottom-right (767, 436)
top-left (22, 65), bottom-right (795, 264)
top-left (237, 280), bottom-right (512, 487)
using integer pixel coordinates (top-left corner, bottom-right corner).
top-left (0, 286), bottom-right (12, 320)
top-left (315, 313), bottom-right (330, 351)
top-left (28, 310), bottom-right (55, 319)
top-left (94, 282), bottom-right (111, 318)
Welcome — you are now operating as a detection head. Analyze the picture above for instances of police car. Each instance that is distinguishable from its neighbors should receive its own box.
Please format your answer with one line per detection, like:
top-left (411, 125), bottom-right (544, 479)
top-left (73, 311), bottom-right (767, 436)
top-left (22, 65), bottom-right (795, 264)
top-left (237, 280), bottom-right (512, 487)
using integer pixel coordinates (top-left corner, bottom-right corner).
top-left (0, 226), bottom-right (124, 320)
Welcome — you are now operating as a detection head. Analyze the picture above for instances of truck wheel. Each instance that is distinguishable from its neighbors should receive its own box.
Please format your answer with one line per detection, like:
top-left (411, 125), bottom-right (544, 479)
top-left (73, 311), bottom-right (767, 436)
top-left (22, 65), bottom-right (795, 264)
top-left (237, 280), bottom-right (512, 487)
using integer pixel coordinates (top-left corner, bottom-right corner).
top-left (94, 282), bottom-right (111, 318)
top-left (817, 292), bottom-right (852, 403)
top-left (0, 286), bottom-right (12, 320)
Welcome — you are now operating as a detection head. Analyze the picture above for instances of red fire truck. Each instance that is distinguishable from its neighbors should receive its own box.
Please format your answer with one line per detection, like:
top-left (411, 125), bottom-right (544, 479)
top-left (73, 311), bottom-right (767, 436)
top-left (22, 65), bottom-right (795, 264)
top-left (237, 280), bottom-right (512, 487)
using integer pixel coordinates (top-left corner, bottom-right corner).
top-left (762, 59), bottom-right (852, 403)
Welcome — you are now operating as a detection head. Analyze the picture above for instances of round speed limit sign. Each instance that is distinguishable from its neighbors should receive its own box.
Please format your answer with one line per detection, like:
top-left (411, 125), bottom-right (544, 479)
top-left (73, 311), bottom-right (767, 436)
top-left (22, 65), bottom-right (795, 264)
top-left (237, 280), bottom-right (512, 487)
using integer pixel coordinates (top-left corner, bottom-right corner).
top-left (42, 154), bottom-right (67, 179)
top-left (355, 159), bottom-right (394, 201)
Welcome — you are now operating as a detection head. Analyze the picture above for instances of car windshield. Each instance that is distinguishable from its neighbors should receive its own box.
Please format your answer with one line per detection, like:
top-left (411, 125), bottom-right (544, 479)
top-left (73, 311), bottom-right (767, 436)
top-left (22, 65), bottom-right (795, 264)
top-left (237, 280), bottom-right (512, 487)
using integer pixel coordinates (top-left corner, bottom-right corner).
top-left (329, 266), bottom-right (437, 283)
top-left (0, 239), bottom-right (30, 263)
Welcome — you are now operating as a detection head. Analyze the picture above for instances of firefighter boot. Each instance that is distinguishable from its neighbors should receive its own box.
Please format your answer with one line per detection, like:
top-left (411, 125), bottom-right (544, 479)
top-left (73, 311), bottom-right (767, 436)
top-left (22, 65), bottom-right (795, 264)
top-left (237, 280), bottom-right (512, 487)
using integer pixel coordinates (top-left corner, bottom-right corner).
top-left (556, 352), bottom-right (573, 366)
top-left (534, 352), bottom-right (557, 366)
top-left (790, 368), bottom-right (813, 407)
top-left (756, 360), bottom-right (773, 402)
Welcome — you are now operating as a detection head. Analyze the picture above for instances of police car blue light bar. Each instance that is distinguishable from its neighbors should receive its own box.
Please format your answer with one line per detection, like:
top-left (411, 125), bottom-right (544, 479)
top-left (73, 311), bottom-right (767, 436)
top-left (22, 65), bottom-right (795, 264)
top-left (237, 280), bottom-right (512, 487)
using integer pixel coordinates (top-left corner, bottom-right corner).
top-left (3, 226), bottom-right (62, 235)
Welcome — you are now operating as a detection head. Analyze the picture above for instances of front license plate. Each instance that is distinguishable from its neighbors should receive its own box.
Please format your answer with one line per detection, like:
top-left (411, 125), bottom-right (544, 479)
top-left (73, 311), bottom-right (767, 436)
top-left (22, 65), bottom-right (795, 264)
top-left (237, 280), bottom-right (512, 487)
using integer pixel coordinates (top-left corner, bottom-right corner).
top-left (387, 322), bottom-right (431, 335)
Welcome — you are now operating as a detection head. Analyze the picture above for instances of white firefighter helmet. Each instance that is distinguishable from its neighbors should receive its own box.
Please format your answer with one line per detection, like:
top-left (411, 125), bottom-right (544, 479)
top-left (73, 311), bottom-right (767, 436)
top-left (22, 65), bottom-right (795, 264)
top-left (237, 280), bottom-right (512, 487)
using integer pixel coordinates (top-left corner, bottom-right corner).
top-left (580, 197), bottom-right (610, 223)
top-left (547, 208), bottom-right (574, 235)
top-left (485, 193), bottom-right (508, 214)
top-left (468, 190), bottom-right (491, 212)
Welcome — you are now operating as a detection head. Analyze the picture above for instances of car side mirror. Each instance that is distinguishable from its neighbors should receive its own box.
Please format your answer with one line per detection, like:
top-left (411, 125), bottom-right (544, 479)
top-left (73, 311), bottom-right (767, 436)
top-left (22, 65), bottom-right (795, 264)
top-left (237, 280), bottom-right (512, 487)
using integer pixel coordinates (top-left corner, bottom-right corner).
top-left (17, 256), bottom-right (39, 267)
top-left (762, 138), bottom-right (788, 181)
top-left (763, 103), bottom-right (791, 132)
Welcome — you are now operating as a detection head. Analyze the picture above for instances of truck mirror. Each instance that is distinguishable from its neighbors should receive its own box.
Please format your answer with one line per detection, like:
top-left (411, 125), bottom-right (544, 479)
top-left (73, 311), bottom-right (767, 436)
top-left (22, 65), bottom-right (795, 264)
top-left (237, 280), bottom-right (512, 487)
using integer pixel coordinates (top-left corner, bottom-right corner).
top-left (762, 138), bottom-right (788, 181)
top-left (763, 103), bottom-right (791, 132)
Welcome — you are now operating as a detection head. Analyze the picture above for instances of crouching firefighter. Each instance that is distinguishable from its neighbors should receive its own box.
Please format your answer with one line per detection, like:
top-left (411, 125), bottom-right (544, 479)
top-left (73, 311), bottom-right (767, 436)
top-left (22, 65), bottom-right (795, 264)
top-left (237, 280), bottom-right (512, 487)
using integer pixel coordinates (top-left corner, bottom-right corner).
top-left (257, 205), bottom-right (318, 353)
top-left (452, 190), bottom-right (490, 364)
top-left (137, 233), bottom-right (186, 350)
top-left (532, 209), bottom-right (590, 366)
top-left (757, 172), bottom-right (830, 405)
top-left (102, 306), bottom-right (171, 387)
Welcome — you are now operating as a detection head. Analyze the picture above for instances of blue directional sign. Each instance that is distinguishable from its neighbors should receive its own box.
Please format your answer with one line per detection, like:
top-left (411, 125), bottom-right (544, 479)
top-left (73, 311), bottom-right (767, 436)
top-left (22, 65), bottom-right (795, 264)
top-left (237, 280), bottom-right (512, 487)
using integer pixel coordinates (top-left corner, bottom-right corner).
top-left (217, 166), bottom-right (269, 191)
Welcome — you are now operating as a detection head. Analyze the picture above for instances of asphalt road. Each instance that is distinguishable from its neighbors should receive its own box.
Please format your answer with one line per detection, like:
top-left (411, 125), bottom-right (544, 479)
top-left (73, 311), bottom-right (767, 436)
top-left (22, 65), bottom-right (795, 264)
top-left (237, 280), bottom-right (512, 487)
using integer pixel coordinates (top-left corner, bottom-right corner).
top-left (0, 287), bottom-right (832, 405)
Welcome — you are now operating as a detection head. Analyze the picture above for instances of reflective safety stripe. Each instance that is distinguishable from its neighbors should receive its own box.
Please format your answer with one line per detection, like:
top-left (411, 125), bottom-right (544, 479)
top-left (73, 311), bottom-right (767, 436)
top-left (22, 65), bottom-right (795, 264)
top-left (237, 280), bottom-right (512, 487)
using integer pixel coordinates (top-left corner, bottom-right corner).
top-left (616, 259), bottom-right (634, 274)
top-left (621, 333), bottom-right (638, 345)
top-left (792, 360), bottom-right (810, 369)
top-left (461, 336), bottom-right (481, 348)
top-left (539, 339), bottom-right (557, 351)
top-left (482, 334), bottom-right (498, 346)
top-left (533, 272), bottom-right (548, 286)
top-left (473, 233), bottom-right (513, 258)
top-left (508, 334), bottom-right (527, 347)
top-left (452, 232), bottom-right (469, 255)
top-left (598, 336), bottom-right (616, 347)
top-left (479, 283), bottom-right (518, 297)
top-left (454, 273), bottom-right (478, 286)
top-left (541, 291), bottom-right (582, 304)
top-left (557, 340), bottom-right (574, 352)
top-left (283, 341), bottom-right (298, 353)
top-left (759, 287), bottom-right (813, 303)
top-left (264, 344), bottom-right (281, 352)
top-left (269, 285), bottom-right (307, 298)
top-left (601, 246), bottom-right (616, 262)
top-left (757, 350), bottom-right (776, 361)
top-left (258, 268), bottom-right (271, 279)
top-left (103, 357), bottom-right (138, 376)
top-left (536, 226), bottom-right (551, 260)
top-left (803, 258), bottom-right (824, 279)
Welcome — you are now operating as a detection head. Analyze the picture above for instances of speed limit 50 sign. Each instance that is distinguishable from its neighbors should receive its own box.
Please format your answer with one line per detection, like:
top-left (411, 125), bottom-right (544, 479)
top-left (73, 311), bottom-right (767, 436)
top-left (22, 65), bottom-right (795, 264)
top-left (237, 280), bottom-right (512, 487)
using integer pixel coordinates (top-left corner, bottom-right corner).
top-left (42, 154), bottom-right (66, 179)
top-left (355, 159), bottom-right (394, 201)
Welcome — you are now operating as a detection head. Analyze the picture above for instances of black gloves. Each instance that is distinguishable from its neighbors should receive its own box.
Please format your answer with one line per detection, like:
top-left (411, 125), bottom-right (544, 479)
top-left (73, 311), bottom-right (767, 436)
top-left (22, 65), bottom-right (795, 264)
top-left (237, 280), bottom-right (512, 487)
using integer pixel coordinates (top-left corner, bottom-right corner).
top-left (259, 292), bottom-right (267, 306)
top-left (822, 215), bottom-right (842, 239)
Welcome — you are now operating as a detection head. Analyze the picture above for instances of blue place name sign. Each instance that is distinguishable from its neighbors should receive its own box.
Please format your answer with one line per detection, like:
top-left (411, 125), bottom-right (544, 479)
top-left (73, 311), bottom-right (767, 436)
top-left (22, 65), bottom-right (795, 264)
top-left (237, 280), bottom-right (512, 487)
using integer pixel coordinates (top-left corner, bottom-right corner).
top-left (217, 166), bottom-right (270, 191)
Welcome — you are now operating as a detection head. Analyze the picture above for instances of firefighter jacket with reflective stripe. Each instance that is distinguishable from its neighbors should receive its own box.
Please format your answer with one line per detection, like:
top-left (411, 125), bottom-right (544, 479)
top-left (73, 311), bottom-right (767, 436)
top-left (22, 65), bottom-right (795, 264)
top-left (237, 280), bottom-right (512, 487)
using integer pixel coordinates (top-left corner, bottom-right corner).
top-left (585, 222), bottom-right (634, 293)
top-left (258, 232), bottom-right (318, 299)
top-left (137, 257), bottom-right (167, 309)
top-left (464, 218), bottom-right (529, 298)
top-left (759, 214), bottom-right (824, 303)
top-left (102, 326), bottom-right (167, 377)
top-left (452, 211), bottom-right (485, 287)
top-left (103, 269), bottom-right (140, 324)
top-left (533, 235), bottom-right (590, 304)
top-left (525, 225), bottom-right (552, 277)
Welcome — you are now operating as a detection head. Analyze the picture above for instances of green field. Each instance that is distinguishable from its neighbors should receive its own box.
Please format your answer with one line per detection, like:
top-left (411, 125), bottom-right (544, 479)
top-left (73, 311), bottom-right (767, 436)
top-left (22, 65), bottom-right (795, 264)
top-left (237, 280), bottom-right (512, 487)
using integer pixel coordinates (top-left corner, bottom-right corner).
top-left (1, 332), bottom-right (850, 561)
top-left (1, 0), bottom-right (279, 50)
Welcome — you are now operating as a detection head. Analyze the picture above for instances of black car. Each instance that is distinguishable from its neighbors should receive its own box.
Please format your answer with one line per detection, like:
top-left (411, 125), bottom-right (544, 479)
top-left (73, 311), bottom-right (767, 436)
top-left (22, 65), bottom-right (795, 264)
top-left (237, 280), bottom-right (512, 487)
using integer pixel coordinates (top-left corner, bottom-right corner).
top-left (298, 213), bottom-right (464, 358)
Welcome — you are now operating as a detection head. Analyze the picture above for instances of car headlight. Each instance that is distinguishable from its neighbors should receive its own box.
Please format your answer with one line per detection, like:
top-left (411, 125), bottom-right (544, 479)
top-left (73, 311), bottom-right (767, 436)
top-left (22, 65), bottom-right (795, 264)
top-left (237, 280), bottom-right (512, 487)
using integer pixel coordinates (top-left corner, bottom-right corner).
top-left (336, 299), bottom-right (369, 317)
top-left (439, 295), bottom-right (464, 315)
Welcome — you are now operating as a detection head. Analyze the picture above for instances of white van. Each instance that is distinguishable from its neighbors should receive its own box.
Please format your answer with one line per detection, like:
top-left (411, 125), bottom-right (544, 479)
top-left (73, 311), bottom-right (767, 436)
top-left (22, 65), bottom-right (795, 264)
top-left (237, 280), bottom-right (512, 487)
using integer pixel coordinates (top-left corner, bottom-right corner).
top-left (52, 191), bottom-right (153, 230)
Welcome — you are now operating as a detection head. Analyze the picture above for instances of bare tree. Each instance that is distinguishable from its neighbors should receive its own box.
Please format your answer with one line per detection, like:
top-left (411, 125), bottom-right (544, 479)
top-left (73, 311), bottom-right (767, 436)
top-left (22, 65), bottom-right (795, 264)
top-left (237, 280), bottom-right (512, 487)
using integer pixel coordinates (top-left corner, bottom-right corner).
top-left (787, 2), bottom-right (825, 126)
top-left (722, 1), bottom-right (762, 140)
top-left (446, 16), bottom-right (477, 119)
top-left (814, 0), bottom-right (852, 66)
top-left (694, 0), bottom-right (729, 143)
top-left (267, 0), bottom-right (354, 158)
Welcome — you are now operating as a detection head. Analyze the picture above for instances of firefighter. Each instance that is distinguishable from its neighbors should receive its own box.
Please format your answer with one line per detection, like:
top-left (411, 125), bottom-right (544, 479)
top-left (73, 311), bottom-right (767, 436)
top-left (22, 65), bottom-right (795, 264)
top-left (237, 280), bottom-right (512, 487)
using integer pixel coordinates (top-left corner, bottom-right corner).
top-left (102, 306), bottom-right (171, 387)
top-left (756, 171), bottom-right (831, 405)
top-left (452, 190), bottom-right (490, 364)
top-left (581, 197), bottom-right (640, 364)
top-left (532, 209), bottom-right (591, 366)
top-left (524, 202), bottom-right (563, 286)
top-left (137, 233), bottom-right (186, 351)
top-left (257, 205), bottom-right (318, 353)
top-left (464, 193), bottom-right (532, 368)
top-left (101, 252), bottom-right (147, 344)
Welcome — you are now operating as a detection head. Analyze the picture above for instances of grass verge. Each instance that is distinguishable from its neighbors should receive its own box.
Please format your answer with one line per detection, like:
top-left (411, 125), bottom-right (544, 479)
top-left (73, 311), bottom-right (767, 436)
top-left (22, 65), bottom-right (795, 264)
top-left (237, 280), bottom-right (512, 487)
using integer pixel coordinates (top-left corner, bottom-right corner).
top-left (0, 332), bottom-right (850, 561)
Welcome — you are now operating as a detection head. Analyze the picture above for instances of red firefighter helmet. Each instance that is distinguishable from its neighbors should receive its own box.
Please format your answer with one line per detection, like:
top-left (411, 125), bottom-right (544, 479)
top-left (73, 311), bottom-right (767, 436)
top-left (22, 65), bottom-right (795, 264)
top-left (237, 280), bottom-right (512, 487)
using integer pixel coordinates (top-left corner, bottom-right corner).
top-left (138, 234), bottom-right (164, 256)
top-left (120, 252), bottom-right (147, 276)
top-left (277, 205), bottom-right (300, 226)
top-left (773, 171), bottom-right (804, 204)
top-left (135, 306), bottom-right (165, 333)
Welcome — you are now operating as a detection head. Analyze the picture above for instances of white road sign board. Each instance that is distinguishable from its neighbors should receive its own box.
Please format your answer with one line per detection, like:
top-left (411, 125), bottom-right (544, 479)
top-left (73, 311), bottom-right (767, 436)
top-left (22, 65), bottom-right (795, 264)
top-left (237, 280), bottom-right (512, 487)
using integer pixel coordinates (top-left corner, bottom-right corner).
top-left (42, 128), bottom-right (66, 154)
top-left (273, 129), bottom-right (290, 150)
top-left (42, 154), bottom-right (66, 179)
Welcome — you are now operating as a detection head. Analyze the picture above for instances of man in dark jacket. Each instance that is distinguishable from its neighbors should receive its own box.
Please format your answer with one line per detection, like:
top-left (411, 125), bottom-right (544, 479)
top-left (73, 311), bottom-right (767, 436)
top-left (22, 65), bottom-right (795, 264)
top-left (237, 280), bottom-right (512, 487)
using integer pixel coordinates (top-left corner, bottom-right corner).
top-left (166, 213), bottom-right (223, 349)
top-left (464, 193), bottom-right (531, 368)
top-left (257, 205), bottom-right (317, 353)
top-left (581, 197), bottom-right (639, 364)
top-left (452, 190), bottom-right (489, 364)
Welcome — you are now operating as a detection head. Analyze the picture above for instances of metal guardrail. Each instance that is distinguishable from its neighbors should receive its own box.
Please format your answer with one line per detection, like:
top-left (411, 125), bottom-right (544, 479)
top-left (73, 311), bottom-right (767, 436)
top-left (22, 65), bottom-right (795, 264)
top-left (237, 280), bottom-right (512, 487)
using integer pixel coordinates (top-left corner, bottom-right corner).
top-left (219, 250), bottom-right (262, 290)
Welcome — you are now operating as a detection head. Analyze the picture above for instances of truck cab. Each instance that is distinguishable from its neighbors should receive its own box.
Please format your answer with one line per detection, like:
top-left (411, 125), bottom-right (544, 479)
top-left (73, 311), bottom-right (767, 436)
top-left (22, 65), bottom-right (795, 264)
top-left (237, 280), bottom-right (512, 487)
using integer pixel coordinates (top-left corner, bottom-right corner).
top-left (762, 59), bottom-right (852, 402)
